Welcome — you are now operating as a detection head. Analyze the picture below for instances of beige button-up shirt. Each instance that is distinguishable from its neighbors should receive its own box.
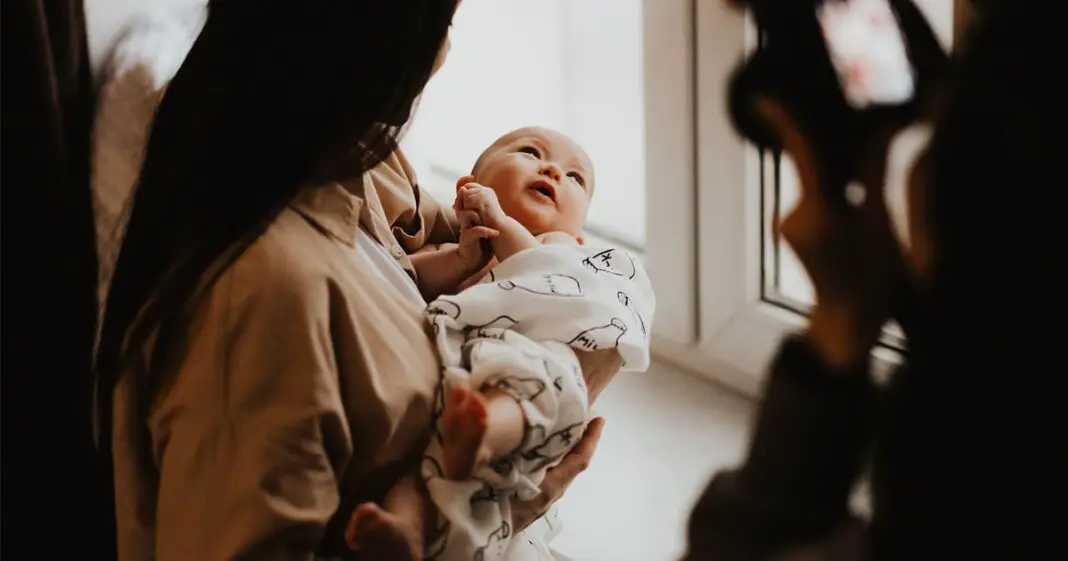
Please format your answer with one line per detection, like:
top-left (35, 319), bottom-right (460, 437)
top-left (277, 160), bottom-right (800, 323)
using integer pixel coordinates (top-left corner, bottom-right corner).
top-left (112, 150), bottom-right (458, 561)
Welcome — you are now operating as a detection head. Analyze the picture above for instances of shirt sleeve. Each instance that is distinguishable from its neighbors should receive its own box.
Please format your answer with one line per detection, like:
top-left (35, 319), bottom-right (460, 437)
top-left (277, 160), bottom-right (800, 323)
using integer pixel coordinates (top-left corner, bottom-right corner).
top-left (682, 335), bottom-right (875, 560)
top-left (410, 182), bottom-right (460, 248)
top-left (381, 148), bottom-right (459, 251)
top-left (150, 251), bottom-right (351, 561)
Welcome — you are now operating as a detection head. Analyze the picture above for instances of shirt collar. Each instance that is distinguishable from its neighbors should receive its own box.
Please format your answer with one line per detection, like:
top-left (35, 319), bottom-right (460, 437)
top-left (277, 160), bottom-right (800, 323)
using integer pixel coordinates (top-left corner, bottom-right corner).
top-left (289, 178), bottom-right (364, 247)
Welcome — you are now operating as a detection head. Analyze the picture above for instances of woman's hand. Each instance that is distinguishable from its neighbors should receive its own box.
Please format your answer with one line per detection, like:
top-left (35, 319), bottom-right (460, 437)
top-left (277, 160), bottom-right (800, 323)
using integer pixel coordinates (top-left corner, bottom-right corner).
top-left (511, 417), bottom-right (605, 532)
top-left (754, 96), bottom-right (907, 369)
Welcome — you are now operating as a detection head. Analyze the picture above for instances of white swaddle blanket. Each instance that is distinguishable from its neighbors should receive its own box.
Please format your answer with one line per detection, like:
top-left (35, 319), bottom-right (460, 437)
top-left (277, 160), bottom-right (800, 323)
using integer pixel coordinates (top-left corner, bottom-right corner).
top-left (420, 243), bottom-right (655, 561)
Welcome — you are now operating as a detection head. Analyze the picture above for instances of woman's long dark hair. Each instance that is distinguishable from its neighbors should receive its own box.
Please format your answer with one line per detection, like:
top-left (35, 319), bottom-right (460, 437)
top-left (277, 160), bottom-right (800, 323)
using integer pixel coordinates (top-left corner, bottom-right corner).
top-left (94, 0), bottom-right (457, 446)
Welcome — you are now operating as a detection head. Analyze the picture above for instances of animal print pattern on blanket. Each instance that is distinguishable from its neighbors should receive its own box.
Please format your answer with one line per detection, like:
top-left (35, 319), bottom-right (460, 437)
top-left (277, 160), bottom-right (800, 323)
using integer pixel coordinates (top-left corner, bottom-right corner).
top-left (421, 244), bottom-right (655, 561)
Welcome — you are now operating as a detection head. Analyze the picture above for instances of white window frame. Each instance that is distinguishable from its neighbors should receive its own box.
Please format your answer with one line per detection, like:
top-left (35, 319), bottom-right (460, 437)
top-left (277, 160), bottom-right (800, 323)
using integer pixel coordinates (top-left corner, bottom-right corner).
top-left (645, 0), bottom-right (911, 396)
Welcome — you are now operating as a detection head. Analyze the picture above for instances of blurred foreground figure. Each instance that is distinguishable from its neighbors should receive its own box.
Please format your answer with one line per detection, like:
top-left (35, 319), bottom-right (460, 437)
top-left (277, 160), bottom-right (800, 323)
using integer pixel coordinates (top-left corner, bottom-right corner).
top-left (684, 1), bottom-right (1064, 559)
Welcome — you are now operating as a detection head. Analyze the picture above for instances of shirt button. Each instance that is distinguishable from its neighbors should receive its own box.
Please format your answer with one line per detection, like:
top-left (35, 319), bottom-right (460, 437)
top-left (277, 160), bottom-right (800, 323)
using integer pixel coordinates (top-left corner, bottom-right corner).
top-left (390, 245), bottom-right (405, 259)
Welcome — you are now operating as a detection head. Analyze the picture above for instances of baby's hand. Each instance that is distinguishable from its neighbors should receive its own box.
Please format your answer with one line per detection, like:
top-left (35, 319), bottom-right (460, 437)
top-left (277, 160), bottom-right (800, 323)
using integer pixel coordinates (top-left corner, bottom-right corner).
top-left (457, 182), bottom-right (507, 229)
top-left (456, 209), bottom-right (498, 269)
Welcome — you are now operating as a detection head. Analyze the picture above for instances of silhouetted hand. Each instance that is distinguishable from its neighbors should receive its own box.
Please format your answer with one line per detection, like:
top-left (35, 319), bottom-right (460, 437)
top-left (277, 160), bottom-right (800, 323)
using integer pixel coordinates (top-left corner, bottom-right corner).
top-left (755, 96), bottom-right (907, 369)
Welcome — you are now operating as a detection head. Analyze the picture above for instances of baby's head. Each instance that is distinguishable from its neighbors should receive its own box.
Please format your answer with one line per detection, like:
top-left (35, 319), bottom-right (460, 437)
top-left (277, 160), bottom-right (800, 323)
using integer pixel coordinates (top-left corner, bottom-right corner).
top-left (463, 126), bottom-right (594, 239)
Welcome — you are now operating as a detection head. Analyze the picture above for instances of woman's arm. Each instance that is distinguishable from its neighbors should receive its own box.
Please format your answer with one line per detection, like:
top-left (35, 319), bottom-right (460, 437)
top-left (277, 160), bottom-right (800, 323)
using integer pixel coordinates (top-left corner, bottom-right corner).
top-left (411, 243), bottom-right (488, 300)
top-left (575, 348), bottom-right (623, 405)
top-left (150, 258), bottom-right (351, 561)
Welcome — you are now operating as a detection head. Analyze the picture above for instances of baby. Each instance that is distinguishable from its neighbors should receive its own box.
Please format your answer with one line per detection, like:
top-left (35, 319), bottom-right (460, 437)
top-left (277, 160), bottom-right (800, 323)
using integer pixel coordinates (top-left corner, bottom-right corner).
top-left (345, 126), bottom-right (654, 561)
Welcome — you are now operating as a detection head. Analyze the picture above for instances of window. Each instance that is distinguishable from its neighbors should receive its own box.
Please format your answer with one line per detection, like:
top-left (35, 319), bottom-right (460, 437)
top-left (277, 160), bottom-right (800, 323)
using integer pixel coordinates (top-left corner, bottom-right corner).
top-left (653, 0), bottom-right (961, 395)
top-left (85, 0), bottom-right (209, 72)
top-left (405, 0), bottom-right (960, 396)
top-left (402, 0), bottom-right (647, 249)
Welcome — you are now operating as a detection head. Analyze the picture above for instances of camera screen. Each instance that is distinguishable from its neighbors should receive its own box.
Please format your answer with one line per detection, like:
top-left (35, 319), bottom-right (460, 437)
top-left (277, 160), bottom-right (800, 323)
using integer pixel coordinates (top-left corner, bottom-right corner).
top-left (817, 0), bottom-right (916, 108)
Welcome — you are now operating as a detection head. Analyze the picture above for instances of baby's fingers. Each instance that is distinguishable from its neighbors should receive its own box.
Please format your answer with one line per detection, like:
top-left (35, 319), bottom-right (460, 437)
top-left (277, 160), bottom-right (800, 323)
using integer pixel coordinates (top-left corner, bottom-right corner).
top-left (463, 186), bottom-right (484, 200)
top-left (458, 209), bottom-right (482, 229)
top-left (467, 226), bottom-right (499, 240)
top-left (454, 183), bottom-right (474, 212)
top-left (463, 187), bottom-right (495, 209)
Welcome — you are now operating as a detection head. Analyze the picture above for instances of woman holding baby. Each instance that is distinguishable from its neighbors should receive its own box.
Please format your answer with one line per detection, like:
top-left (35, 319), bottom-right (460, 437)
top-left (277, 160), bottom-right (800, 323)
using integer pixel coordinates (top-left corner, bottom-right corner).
top-left (94, 1), bottom-right (621, 560)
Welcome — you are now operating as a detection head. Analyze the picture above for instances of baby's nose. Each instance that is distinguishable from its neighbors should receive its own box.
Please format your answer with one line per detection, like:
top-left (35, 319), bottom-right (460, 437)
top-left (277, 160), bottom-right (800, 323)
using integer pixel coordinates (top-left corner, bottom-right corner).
top-left (539, 163), bottom-right (563, 182)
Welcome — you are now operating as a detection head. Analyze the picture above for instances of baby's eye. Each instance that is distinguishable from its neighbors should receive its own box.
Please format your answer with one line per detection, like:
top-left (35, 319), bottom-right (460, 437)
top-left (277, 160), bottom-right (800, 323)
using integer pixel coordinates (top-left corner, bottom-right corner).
top-left (567, 172), bottom-right (586, 188)
top-left (518, 146), bottom-right (541, 159)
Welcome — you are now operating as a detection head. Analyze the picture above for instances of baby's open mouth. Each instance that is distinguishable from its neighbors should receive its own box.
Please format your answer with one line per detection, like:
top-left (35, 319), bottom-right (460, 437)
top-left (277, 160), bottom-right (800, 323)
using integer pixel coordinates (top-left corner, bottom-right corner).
top-left (529, 180), bottom-right (557, 204)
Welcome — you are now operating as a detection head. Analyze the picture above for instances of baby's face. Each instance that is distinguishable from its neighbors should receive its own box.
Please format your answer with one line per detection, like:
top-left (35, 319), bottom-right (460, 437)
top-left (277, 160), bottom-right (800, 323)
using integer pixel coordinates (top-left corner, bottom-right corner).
top-left (472, 127), bottom-right (594, 238)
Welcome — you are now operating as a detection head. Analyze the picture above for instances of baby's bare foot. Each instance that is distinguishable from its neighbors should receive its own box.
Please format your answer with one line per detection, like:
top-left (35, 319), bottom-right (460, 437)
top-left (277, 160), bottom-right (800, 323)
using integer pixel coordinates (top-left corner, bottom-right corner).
top-left (345, 502), bottom-right (423, 561)
top-left (441, 385), bottom-right (489, 480)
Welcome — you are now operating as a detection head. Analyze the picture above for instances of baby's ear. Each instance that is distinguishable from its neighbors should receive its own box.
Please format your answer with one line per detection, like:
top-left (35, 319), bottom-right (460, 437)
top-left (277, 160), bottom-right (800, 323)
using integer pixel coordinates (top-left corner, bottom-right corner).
top-left (456, 175), bottom-right (476, 192)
